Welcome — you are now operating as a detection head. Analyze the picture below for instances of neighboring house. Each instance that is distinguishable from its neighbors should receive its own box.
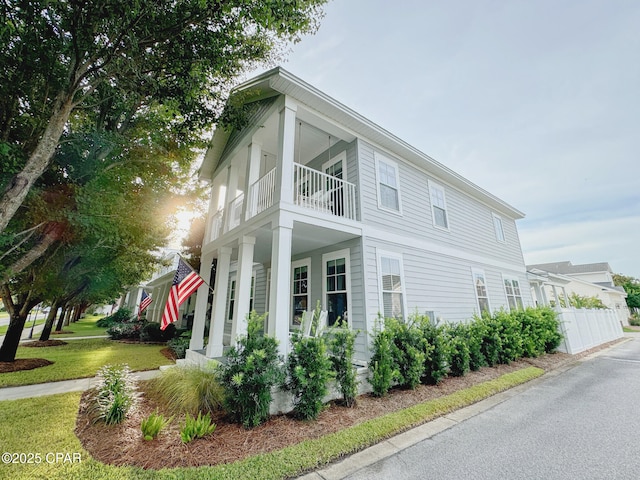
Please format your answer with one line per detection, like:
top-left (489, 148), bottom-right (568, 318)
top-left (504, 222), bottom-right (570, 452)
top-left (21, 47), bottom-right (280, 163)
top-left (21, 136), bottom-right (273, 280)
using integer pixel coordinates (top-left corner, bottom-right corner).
top-left (188, 67), bottom-right (534, 363)
top-left (527, 261), bottom-right (630, 325)
top-left (121, 250), bottom-right (198, 327)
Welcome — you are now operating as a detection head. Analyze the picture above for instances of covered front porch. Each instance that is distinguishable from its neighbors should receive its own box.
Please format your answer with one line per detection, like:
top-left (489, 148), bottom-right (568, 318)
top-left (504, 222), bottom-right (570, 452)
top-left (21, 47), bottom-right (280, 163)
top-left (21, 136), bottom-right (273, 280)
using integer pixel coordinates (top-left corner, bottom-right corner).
top-left (188, 212), bottom-right (364, 360)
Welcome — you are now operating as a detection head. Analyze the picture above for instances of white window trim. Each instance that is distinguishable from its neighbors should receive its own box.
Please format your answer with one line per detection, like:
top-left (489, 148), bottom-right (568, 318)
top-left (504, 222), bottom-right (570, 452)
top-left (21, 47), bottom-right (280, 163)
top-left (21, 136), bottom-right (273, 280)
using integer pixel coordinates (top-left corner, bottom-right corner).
top-left (502, 274), bottom-right (524, 311)
top-left (291, 258), bottom-right (311, 329)
top-left (492, 213), bottom-right (506, 243)
top-left (428, 180), bottom-right (450, 231)
top-left (376, 249), bottom-right (408, 321)
top-left (322, 150), bottom-right (347, 180)
top-left (322, 248), bottom-right (352, 327)
top-left (471, 268), bottom-right (491, 315)
top-left (374, 152), bottom-right (403, 215)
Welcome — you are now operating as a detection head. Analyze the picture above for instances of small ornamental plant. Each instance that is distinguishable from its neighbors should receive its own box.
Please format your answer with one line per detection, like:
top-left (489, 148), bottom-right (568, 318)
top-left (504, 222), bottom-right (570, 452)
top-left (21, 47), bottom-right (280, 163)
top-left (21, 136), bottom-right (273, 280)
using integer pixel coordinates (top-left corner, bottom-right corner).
top-left (92, 364), bottom-right (139, 425)
top-left (141, 411), bottom-right (172, 441)
top-left (328, 321), bottom-right (360, 407)
top-left (180, 412), bottom-right (216, 443)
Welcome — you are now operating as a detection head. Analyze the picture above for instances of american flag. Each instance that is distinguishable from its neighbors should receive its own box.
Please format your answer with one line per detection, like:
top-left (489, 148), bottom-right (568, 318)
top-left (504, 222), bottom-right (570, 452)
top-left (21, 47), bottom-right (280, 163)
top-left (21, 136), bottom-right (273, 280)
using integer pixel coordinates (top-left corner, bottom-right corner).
top-left (138, 290), bottom-right (152, 320)
top-left (161, 258), bottom-right (204, 330)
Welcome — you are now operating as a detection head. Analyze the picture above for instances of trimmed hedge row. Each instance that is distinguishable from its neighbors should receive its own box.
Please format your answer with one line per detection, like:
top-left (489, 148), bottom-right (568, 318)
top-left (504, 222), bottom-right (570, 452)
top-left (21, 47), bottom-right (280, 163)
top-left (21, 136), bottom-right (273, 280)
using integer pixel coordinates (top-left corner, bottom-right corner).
top-left (369, 306), bottom-right (562, 396)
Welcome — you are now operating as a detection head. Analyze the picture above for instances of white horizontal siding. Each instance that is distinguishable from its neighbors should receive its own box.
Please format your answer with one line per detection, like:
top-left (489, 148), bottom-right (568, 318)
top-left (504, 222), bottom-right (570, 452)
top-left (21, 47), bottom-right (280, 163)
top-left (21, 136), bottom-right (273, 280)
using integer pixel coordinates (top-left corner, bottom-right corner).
top-left (358, 140), bottom-right (526, 267)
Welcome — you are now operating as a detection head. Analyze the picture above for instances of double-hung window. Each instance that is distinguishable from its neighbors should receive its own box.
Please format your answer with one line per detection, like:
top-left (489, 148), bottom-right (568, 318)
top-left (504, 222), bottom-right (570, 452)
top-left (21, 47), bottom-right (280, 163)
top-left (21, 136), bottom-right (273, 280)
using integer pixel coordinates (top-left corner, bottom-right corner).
top-left (323, 249), bottom-right (351, 327)
top-left (503, 276), bottom-right (524, 311)
top-left (378, 251), bottom-right (406, 319)
top-left (493, 213), bottom-right (506, 242)
top-left (429, 180), bottom-right (449, 229)
top-left (291, 259), bottom-right (310, 327)
top-left (472, 269), bottom-right (491, 315)
top-left (375, 152), bottom-right (401, 213)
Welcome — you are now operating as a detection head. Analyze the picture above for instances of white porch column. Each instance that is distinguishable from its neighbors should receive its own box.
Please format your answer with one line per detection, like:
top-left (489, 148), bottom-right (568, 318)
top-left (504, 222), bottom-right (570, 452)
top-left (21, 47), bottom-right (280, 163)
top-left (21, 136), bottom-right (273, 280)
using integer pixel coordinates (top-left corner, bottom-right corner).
top-left (275, 98), bottom-right (297, 205)
top-left (243, 141), bottom-right (262, 220)
top-left (221, 165), bottom-right (239, 232)
top-left (206, 247), bottom-right (232, 358)
top-left (189, 251), bottom-right (214, 351)
top-left (230, 235), bottom-right (256, 343)
top-left (561, 286), bottom-right (571, 308)
top-left (268, 223), bottom-right (293, 357)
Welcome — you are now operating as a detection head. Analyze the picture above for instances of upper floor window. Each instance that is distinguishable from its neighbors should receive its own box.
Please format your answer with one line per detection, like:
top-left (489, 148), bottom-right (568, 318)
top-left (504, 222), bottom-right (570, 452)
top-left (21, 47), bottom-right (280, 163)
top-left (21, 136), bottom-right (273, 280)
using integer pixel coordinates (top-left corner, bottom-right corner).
top-left (493, 213), bottom-right (505, 242)
top-left (375, 152), bottom-right (401, 213)
top-left (378, 251), bottom-right (406, 319)
top-left (503, 275), bottom-right (524, 311)
top-left (428, 180), bottom-right (449, 229)
top-left (472, 268), bottom-right (491, 315)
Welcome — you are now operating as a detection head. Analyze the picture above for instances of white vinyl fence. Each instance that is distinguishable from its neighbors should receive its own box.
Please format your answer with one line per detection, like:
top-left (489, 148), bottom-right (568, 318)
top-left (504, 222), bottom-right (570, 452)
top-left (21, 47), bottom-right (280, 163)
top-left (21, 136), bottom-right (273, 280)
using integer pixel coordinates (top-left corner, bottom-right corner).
top-left (556, 307), bottom-right (623, 354)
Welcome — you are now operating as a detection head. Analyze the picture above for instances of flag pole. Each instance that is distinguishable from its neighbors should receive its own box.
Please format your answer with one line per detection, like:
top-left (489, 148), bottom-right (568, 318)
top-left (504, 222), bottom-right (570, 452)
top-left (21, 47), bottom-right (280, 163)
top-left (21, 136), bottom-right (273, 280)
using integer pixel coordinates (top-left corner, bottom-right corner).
top-left (178, 254), bottom-right (216, 293)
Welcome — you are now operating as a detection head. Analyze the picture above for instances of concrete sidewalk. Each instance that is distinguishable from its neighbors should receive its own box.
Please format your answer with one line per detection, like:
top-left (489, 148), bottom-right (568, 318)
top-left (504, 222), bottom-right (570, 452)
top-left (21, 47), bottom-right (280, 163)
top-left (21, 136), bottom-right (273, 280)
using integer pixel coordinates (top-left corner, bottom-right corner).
top-left (0, 369), bottom-right (161, 401)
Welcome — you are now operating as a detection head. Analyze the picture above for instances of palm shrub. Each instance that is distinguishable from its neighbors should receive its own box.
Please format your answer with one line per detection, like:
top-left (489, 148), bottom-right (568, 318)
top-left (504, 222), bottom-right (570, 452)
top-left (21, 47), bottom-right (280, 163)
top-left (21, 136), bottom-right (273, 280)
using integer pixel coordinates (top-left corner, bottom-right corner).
top-left (141, 411), bottom-right (172, 441)
top-left (327, 322), bottom-right (360, 407)
top-left (417, 316), bottom-right (448, 385)
top-left (91, 364), bottom-right (139, 425)
top-left (219, 311), bottom-right (284, 428)
top-left (180, 412), bottom-right (216, 443)
top-left (149, 362), bottom-right (224, 415)
top-left (445, 324), bottom-right (470, 377)
top-left (369, 319), bottom-right (398, 397)
top-left (387, 318), bottom-right (426, 390)
top-left (284, 331), bottom-right (333, 420)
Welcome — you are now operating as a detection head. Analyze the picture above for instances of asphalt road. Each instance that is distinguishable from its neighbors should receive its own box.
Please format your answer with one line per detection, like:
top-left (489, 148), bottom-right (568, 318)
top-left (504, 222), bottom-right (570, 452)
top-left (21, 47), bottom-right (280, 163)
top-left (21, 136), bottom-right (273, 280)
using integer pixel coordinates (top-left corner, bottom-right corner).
top-left (345, 336), bottom-right (640, 480)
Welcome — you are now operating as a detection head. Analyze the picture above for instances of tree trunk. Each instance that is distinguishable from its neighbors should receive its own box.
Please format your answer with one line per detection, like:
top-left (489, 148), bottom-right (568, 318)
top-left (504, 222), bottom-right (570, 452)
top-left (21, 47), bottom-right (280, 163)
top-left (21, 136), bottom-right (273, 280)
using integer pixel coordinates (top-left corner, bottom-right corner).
top-left (54, 305), bottom-right (68, 332)
top-left (39, 300), bottom-right (62, 341)
top-left (0, 311), bottom-right (29, 362)
top-left (0, 94), bottom-right (74, 234)
top-left (0, 284), bottom-right (40, 362)
top-left (0, 223), bottom-right (65, 284)
top-left (63, 306), bottom-right (72, 327)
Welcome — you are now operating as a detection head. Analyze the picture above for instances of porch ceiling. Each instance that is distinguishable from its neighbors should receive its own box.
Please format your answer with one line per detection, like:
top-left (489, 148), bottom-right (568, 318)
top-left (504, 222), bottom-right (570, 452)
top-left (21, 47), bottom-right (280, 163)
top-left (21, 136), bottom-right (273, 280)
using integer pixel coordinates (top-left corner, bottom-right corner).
top-left (246, 220), bottom-right (360, 264)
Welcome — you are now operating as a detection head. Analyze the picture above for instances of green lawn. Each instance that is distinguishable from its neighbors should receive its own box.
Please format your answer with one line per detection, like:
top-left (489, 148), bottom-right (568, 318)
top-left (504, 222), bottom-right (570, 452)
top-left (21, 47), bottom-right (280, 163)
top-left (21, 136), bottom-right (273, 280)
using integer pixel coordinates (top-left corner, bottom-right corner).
top-left (0, 338), bottom-right (173, 387)
top-left (0, 367), bottom-right (543, 480)
top-left (52, 315), bottom-right (109, 338)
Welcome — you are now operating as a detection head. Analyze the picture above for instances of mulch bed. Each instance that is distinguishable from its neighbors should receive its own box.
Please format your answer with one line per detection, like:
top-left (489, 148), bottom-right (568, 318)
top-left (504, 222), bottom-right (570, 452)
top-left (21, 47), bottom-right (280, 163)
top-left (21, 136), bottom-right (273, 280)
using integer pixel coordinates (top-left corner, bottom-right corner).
top-left (0, 358), bottom-right (54, 373)
top-left (52, 330), bottom-right (74, 335)
top-left (21, 340), bottom-right (68, 348)
top-left (160, 347), bottom-right (177, 361)
top-left (75, 351), bottom-right (580, 470)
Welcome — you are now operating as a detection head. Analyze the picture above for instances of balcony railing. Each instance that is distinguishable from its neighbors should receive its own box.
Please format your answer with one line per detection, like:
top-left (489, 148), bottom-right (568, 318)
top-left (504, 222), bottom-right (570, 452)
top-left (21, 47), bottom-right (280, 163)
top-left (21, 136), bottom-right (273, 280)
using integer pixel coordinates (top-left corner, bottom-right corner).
top-left (247, 167), bottom-right (277, 219)
top-left (209, 209), bottom-right (224, 242)
top-left (294, 164), bottom-right (357, 220)
top-left (227, 192), bottom-right (244, 231)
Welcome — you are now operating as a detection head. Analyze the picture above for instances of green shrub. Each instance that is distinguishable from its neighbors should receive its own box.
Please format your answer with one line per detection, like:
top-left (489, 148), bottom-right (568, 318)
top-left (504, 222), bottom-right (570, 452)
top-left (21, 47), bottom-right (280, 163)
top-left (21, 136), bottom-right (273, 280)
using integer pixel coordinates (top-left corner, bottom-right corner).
top-left (478, 314), bottom-right (502, 366)
top-left (445, 324), bottom-right (470, 377)
top-left (140, 322), bottom-right (177, 342)
top-left (97, 308), bottom-right (133, 327)
top-left (180, 412), bottom-right (216, 443)
top-left (327, 323), bottom-right (360, 407)
top-left (387, 318), bottom-right (425, 390)
top-left (467, 319), bottom-right (487, 371)
top-left (630, 314), bottom-right (640, 327)
top-left (538, 306), bottom-right (563, 353)
top-left (493, 310), bottom-right (524, 364)
top-left (106, 321), bottom-right (143, 340)
top-left (91, 364), bottom-right (138, 425)
top-left (284, 331), bottom-right (333, 420)
top-left (369, 320), bottom-right (398, 397)
top-left (140, 411), bottom-right (172, 440)
top-left (219, 311), bottom-right (284, 428)
top-left (167, 334), bottom-right (191, 359)
top-left (149, 363), bottom-right (224, 415)
top-left (417, 316), bottom-right (448, 385)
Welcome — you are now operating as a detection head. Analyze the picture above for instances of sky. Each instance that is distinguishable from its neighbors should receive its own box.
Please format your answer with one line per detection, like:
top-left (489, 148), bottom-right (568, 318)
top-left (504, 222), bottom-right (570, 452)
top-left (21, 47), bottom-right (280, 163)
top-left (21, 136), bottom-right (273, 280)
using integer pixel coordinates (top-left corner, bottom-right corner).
top-left (244, 0), bottom-right (640, 278)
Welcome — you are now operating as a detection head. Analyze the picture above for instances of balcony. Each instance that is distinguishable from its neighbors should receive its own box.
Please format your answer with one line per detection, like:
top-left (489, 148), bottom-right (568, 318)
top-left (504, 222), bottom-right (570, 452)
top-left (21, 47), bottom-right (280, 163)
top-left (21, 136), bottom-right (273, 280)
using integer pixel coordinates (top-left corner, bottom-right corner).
top-left (246, 164), bottom-right (357, 221)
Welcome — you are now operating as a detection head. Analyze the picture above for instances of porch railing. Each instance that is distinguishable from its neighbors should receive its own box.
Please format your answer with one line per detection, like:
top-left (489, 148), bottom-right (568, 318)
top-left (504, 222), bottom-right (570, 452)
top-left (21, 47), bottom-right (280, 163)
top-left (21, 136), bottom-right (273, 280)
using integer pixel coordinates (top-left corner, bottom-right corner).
top-left (247, 167), bottom-right (277, 219)
top-left (227, 192), bottom-right (244, 231)
top-left (208, 209), bottom-right (224, 242)
top-left (294, 163), bottom-right (357, 220)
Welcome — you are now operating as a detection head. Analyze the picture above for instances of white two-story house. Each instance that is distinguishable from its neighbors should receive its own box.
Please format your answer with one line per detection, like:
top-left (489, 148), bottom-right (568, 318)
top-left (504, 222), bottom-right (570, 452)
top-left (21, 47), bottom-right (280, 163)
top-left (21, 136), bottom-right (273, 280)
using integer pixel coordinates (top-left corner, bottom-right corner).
top-left (187, 68), bottom-right (533, 363)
